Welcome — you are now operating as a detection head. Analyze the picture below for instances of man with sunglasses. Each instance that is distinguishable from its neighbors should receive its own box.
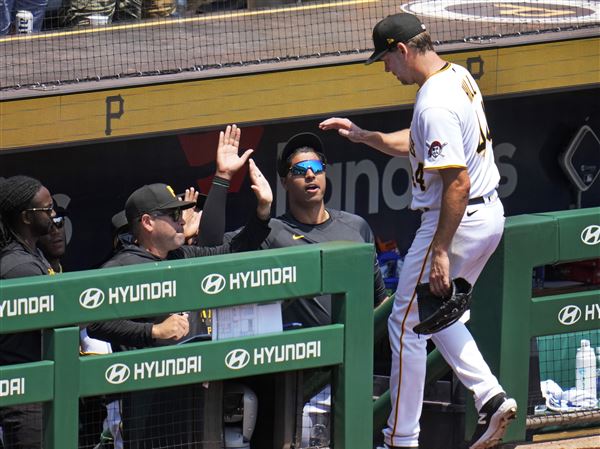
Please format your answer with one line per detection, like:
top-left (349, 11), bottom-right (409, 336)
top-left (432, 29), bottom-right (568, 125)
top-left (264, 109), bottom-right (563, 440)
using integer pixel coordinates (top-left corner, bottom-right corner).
top-left (37, 206), bottom-right (68, 274)
top-left (0, 175), bottom-right (58, 449)
top-left (260, 132), bottom-right (387, 328)
top-left (224, 132), bottom-right (386, 447)
top-left (35, 204), bottom-right (121, 449)
top-left (86, 124), bottom-right (273, 449)
top-left (226, 132), bottom-right (387, 326)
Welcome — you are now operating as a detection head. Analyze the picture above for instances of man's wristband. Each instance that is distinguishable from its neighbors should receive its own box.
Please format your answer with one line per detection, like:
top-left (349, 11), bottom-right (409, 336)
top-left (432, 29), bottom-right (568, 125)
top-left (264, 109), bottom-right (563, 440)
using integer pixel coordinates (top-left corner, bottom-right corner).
top-left (213, 176), bottom-right (230, 188)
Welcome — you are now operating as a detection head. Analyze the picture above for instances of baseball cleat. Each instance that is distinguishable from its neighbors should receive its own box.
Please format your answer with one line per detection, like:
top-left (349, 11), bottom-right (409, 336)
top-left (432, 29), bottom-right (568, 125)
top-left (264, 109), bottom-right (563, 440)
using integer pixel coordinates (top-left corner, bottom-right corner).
top-left (469, 393), bottom-right (517, 449)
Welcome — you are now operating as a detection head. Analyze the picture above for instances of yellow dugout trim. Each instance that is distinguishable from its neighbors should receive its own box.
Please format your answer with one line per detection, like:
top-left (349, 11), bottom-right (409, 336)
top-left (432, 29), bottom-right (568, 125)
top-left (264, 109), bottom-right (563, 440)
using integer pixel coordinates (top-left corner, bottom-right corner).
top-left (1, 37), bottom-right (598, 151)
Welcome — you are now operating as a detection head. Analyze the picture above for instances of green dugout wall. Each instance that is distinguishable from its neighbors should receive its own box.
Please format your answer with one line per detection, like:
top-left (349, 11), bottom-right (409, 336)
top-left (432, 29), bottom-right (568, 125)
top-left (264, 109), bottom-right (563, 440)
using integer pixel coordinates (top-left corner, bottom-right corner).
top-left (470, 207), bottom-right (600, 441)
top-left (0, 241), bottom-right (374, 449)
top-left (2, 210), bottom-right (599, 446)
top-left (373, 207), bottom-right (600, 444)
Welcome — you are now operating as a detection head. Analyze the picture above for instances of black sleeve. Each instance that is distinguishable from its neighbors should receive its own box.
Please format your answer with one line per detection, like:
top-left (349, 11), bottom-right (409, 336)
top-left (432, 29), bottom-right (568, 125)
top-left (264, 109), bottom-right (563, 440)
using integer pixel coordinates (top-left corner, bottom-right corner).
top-left (180, 212), bottom-right (270, 258)
top-left (87, 319), bottom-right (154, 348)
top-left (196, 177), bottom-right (229, 247)
top-left (373, 255), bottom-right (388, 307)
top-left (1, 261), bottom-right (47, 279)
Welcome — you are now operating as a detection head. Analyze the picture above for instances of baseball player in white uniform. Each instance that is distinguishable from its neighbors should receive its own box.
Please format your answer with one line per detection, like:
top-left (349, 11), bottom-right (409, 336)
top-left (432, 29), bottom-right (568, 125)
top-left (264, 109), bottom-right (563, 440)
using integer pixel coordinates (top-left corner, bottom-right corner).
top-left (320, 13), bottom-right (517, 449)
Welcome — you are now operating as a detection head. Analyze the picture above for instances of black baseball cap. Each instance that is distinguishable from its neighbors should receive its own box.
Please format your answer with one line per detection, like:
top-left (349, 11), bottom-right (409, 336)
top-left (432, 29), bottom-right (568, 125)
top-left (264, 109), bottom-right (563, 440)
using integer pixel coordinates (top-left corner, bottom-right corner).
top-left (111, 210), bottom-right (128, 231)
top-left (125, 183), bottom-right (196, 222)
top-left (365, 13), bottom-right (427, 65)
top-left (51, 196), bottom-right (67, 218)
top-left (277, 132), bottom-right (326, 177)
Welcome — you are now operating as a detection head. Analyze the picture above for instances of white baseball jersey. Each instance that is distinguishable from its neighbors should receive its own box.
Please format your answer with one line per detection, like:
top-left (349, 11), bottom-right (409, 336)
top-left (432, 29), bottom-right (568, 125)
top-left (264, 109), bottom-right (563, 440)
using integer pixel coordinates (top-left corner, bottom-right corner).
top-left (408, 62), bottom-right (500, 210)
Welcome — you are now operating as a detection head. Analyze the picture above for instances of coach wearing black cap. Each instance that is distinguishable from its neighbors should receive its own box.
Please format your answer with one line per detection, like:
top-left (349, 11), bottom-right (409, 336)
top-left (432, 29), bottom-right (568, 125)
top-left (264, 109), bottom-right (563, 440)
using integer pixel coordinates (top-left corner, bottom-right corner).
top-left (87, 125), bottom-right (272, 449)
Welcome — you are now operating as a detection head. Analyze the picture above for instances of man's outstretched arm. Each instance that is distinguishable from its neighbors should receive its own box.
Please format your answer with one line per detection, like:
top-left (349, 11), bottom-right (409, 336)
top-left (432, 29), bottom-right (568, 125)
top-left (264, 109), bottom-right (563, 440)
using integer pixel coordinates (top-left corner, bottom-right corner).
top-left (319, 117), bottom-right (411, 157)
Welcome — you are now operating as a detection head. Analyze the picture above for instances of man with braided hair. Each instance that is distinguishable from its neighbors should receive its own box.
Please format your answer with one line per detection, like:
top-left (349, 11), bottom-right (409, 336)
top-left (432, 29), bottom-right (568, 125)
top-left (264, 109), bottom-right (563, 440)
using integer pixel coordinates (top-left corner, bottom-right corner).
top-left (0, 175), bottom-right (57, 449)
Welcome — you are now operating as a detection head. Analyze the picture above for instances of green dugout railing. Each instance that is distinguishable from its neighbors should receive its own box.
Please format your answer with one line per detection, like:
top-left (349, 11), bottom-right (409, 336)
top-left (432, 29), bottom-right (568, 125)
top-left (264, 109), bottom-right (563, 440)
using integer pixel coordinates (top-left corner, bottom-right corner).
top-left (373, 207), bottom-right (600, 444)
top-left (0, 241), bottom-right (374, 449)
top-left (470, 207), bottom-right (600, 442)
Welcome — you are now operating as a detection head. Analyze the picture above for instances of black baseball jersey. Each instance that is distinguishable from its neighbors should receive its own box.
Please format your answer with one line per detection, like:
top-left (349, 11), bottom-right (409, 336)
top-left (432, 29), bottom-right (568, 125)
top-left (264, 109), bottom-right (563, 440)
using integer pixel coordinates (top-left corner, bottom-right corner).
top-left (228, 209), bottom-right (386, 327)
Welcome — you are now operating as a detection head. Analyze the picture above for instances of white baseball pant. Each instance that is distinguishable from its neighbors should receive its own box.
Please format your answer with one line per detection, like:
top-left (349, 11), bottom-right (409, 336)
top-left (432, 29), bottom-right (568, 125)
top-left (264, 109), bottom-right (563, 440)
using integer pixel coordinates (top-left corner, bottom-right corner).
top-left (384, 197), bottom-right (506, 447)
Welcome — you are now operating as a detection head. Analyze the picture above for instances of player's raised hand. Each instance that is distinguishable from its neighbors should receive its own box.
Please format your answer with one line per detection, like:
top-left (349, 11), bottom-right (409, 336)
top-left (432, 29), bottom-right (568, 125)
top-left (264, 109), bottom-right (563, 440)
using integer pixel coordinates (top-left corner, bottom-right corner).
top-left (319, 117), bottom-right (365, 143)
top-left (216, 124), bottom-right (254, 180)
top-left (181, 187), bottom-right (201, 241)
top-left (248, 159), bottom-right (272, 220)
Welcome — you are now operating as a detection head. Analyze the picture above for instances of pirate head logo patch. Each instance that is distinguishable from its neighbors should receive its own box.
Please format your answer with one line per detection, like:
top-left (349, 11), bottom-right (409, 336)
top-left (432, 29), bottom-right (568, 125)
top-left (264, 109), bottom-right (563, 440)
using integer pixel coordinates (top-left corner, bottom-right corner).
top-left (428, 141), bottom-right (447, 160)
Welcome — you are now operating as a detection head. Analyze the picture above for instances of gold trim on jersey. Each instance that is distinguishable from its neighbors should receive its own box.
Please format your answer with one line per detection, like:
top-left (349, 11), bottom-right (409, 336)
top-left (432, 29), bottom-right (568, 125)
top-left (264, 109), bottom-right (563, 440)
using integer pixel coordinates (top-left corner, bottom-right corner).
top-left (423, 164), bottom-right (467, 170)
top-left (422, 61), bottom-right (452, 86)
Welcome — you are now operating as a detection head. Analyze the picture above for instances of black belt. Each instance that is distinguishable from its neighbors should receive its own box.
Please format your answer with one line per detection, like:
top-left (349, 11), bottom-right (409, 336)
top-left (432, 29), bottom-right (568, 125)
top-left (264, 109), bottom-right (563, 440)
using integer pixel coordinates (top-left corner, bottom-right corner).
top-left (468, 191), bottom-right (496, 206)
top-left (419, 191), bottom-right (495, 212)
top-left (468, 196), bottom-right (486, 205)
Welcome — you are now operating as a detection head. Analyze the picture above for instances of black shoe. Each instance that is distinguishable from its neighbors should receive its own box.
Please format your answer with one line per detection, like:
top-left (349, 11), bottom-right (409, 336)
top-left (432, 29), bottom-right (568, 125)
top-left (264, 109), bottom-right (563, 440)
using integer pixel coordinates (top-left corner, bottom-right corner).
top-left (469, 393), bottom-right (517, 449)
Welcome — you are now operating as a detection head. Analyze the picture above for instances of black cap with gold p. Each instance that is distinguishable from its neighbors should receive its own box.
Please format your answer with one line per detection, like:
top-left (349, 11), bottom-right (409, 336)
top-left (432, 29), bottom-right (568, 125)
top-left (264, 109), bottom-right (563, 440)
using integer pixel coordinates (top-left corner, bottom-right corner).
top-left (365, 13), bottom-right (427, 65)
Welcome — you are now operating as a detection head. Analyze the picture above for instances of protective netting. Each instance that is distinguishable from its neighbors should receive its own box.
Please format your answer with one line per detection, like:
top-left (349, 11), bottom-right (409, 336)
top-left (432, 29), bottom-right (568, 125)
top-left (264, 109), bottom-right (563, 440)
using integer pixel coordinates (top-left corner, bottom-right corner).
top-left (76, 384), bottom-right (223, 449)
top-left (1, 1), bottom-right (599, 90)
top-left (529, 331), bottom-right (600, 424)
top-left (528, 259), bottom-right (600, 425)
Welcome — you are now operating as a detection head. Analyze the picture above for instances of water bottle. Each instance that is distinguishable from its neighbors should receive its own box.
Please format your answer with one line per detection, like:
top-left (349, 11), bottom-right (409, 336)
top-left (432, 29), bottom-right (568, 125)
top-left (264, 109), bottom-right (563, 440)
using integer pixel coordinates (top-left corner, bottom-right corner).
top-left (575, 339), bottom-right (596, 399)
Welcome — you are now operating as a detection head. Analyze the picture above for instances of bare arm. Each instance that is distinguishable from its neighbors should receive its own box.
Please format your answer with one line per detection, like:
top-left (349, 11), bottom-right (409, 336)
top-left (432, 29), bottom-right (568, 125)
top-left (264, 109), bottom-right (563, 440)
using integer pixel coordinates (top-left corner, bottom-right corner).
top-left (319, 117), bottom-right (411, 157)
top-left (429, 167), bottom-right (470, 296)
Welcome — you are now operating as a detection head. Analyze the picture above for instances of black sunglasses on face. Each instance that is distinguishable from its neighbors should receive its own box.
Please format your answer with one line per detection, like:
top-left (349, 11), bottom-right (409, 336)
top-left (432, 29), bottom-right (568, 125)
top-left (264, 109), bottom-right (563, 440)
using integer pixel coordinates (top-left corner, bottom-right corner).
top-left (152, 208), bottom-right (182, 222)
top-left (24, 205), bottom-right (54, 215)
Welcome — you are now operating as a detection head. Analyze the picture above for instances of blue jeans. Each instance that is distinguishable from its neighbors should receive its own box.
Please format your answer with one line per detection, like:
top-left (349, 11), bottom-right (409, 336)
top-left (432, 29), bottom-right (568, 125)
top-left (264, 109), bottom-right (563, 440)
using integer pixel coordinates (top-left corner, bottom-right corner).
top-left (0, 0), bottom-right (48, 34)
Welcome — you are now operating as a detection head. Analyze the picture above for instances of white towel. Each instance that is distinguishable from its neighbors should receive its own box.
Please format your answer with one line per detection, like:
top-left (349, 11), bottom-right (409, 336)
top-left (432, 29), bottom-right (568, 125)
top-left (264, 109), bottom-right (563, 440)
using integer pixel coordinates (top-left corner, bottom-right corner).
top-left (541, 379), bottom-right (598, 412)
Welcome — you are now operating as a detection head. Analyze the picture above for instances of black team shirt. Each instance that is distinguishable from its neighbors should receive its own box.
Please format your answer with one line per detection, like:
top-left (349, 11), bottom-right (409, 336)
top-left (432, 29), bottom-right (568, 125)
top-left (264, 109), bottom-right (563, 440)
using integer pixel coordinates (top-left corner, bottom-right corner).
top-left (0, 241), bottom-right (54, 365)
top-left (228, 209), bottom-right (387, 328)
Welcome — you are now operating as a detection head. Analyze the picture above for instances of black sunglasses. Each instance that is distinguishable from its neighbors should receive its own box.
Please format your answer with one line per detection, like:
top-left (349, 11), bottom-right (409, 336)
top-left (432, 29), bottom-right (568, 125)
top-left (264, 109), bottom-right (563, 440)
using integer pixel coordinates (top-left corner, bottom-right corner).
top-left (24, 205), bottom-right (54, 215)
top-left (152, 208), bottom-right (182, 222)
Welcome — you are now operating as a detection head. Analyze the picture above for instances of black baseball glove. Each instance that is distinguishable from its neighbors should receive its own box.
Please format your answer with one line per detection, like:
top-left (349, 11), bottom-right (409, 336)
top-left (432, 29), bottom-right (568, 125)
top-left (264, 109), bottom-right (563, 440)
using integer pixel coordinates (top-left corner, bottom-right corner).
top-left (412, 277), bottom-right (473, 334)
